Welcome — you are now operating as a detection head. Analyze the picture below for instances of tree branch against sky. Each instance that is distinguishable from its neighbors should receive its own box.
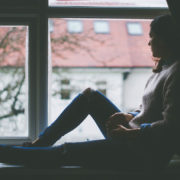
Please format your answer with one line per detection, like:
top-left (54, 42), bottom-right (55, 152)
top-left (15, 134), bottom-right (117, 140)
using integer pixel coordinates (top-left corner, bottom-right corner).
top-left (0, 27), bottom-right (26, 129)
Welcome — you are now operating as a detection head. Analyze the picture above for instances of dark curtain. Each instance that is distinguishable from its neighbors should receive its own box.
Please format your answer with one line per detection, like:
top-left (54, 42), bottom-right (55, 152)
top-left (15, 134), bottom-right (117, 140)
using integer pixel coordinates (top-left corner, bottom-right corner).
top-left (166, 0), bottom-right (180, 28)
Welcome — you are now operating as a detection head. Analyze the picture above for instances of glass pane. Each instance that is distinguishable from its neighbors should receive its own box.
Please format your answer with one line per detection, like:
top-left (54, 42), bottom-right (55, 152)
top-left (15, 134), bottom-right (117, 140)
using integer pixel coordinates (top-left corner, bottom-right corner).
top-left (0, 26), bottom-right (28, 137)
top-left (49, 0), bottom-right (167, 7)
top-left (49, 18), bottom-right (153, 145)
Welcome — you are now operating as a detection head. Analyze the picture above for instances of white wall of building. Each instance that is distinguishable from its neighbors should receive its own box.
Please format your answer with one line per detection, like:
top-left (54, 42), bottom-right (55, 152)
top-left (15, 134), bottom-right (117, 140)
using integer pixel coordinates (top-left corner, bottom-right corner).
top-left (49, 67), bottom-right (152, 145)
top-left (123, 68), bottom-right (152, 112)
top-left (0, 67), bottom-right (152, 140)
top-left (50, 68), bottom-right (124, 144)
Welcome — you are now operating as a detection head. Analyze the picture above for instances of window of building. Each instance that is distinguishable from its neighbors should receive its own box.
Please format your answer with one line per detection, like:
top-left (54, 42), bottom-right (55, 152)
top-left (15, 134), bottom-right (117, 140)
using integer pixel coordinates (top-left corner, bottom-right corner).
top-left (60, 79), bottom-right (71, 100)
top-left (67, 20), bottom-right (83, 33)
top-left (127, 22), bottom-right (143, 35)
top-left (94, 21), bottom-right (110, 34)
top-left (96, 81), bottom-right (107, 95)
top-left (60, 89), bottom-right (71, 99)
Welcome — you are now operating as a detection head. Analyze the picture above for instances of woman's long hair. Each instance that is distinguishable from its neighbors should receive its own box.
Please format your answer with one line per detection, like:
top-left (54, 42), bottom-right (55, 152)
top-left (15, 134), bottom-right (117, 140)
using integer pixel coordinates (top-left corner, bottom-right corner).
top-left (150, 14), bottom-right (180, 72)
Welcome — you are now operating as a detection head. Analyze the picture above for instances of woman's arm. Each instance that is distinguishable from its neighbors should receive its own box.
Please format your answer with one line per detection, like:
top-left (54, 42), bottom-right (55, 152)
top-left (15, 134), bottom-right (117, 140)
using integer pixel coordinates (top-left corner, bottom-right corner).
top-left (106, 112), bottom-right (134, 130)
top-left (106, 111), bottom-right (140, 139)
top-left (108, 125), bottom-right (141, 139)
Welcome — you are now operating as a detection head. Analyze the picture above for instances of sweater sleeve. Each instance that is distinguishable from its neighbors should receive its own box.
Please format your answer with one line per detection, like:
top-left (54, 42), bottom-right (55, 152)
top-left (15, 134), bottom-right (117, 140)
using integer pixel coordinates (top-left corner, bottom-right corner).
top-left (140, 66), bottom-right (180, 151)
top-left (128, 111), bottom-right (140, 117)
top-left (128, 104), bottom-right (142, 117)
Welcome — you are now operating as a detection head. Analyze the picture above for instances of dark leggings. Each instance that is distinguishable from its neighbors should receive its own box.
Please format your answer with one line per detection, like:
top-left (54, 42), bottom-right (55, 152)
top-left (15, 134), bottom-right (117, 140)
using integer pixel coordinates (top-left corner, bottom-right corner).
top-left (0, 90), bottom-right (154, 169)
top-left (39, 89), bottom-right (120, 145)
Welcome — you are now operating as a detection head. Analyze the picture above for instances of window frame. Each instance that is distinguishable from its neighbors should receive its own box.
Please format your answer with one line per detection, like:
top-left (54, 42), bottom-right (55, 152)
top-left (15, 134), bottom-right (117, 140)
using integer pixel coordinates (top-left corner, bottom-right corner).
top-left (0, 0), bottom-right (169, 144)
top-left (0, 16), bottom-right (39, 144)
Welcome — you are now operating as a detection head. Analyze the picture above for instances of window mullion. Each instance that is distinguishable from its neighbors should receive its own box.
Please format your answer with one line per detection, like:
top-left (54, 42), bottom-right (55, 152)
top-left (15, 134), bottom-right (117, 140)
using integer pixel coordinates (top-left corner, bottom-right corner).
top-left (36, 13), bottom-right (49, 137)
top-left (28, 19), bottom-right (38, 141)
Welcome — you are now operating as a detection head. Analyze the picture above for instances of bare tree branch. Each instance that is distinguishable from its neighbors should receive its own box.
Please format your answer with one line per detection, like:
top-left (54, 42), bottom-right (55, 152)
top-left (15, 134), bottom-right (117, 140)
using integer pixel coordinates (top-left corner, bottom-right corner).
top-left (0, 70), bottom-right (25, 121)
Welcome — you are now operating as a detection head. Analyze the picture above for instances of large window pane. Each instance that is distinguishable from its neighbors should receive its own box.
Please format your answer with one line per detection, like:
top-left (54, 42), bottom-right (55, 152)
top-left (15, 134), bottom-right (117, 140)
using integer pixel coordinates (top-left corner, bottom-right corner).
top-left (49, 18), bottom-right (153, 145)
top-left (0, 26), bottom-right (28, 137)
top-left (49, 0), bottom-right (167, 7)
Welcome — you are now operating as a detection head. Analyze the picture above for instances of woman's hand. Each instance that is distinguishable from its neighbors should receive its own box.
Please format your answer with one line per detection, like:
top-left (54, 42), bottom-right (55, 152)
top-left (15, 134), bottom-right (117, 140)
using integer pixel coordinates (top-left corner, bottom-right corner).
top-left (106, 112), bottom-right (134, 130)
top-left (107, 124), bottom-right (128, 139)
top-left (107, 124), bottom-right (140, 140)
top-left (106, 112), bottom-right (134, 139)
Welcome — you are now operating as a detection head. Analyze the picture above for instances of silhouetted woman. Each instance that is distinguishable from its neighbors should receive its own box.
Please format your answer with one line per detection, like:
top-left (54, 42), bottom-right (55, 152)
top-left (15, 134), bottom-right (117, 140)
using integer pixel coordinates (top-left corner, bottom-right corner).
top-left (1, 14), bottom-right (180, 170)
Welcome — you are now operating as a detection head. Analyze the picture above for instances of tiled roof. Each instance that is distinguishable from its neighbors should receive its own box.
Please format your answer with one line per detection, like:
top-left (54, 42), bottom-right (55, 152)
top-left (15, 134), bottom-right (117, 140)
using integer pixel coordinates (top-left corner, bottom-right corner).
top-left (0, 19), bottom-right (154, 68)
top-left (51, 19), bottom-right (153, 67)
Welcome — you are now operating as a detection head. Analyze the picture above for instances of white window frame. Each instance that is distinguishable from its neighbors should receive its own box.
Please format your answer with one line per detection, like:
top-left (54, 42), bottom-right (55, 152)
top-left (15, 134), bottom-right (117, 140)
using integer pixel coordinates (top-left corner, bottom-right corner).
top-left (0, 0), bottom-right (169, 144)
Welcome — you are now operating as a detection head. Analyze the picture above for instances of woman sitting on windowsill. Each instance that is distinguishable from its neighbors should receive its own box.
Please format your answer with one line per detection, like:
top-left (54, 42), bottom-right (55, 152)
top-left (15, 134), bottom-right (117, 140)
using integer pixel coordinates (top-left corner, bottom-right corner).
top-left (0, 14), bottom-right (180, 170)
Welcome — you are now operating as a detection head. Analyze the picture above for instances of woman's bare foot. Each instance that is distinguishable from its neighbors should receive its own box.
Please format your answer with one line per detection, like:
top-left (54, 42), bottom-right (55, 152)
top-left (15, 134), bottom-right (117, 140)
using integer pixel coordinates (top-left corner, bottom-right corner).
top-left (22, 142), bottom-right (33, 147)
top-left (22, 138), bottom-right (46, 147)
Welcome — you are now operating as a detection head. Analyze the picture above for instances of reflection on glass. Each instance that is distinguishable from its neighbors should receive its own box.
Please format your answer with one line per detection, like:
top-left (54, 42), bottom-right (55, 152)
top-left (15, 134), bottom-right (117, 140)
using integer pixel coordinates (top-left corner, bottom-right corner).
top-left (49, 18), bottom-right (153, 145)
top-left (49, 0), bottom-right (167, 7)
top-left (0, 26), bottom-right (28, 137)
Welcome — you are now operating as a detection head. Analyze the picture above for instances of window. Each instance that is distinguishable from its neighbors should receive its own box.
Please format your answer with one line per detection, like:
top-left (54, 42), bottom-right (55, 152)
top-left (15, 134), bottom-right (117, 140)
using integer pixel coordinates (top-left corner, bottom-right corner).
top-left (96, 81), bottom-right (107, 95)
top-left (94, 21), bottom-right (110, 34)
top-left (67, 20), bottom-right (83, 33)
top-left (127, 22), bottom-right (143, 35)
top-left (60, 79), bottom-right (71, 100)
top-left (0, 0), bottom-right (168, 144)
top-left (49, 17), bottom-right (157, 144)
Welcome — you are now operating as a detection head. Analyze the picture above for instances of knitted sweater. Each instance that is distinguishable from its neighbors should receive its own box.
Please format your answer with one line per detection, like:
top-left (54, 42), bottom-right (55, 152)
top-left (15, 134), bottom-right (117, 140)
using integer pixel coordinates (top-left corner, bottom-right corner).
top-left (129, 60), bottom-right (180, 155)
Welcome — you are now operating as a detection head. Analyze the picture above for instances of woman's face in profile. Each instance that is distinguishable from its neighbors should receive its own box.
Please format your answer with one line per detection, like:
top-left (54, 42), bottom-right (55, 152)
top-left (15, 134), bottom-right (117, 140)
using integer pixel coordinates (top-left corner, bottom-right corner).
top-left (148, 30), bottom-right (164, 58)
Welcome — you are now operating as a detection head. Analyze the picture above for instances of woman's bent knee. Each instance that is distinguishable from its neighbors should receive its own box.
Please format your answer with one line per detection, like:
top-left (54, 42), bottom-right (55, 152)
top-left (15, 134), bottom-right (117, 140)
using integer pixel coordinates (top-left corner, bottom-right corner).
top-left (82, 88), bottom-right (96, 102)
top-left (82, 88), bottom-right (95, 96)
